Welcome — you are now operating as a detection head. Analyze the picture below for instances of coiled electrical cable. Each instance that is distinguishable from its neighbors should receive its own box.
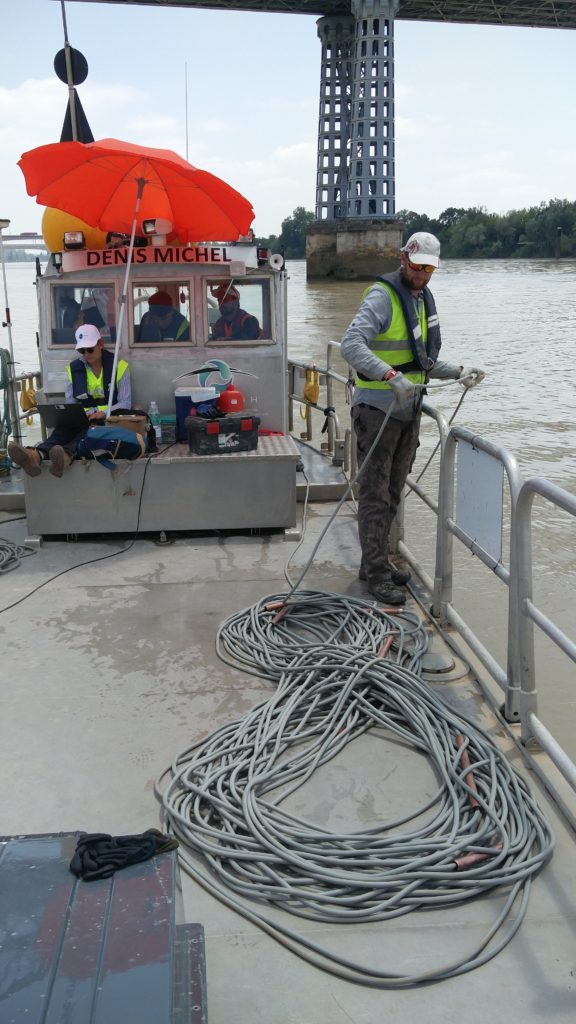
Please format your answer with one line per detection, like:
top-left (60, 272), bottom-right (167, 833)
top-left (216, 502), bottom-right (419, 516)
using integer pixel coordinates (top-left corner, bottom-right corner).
top-left (159, 382), bottom-right (549, 986)
top-left (216, 590), bottom-right (427, 678)
top-left (0, 536), bottom-right (36, 574)
top-left (158, 592), bottom-right (554, 987)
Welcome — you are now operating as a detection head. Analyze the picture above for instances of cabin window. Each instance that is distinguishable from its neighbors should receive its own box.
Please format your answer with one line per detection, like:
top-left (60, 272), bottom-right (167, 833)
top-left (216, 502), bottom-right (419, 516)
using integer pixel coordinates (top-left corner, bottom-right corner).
top-left (132, 283), bottom-right (191, 344)
top-left (206, 279), bottom-right (272, 345)
top-left (50, 285), bottom-right (116, 347)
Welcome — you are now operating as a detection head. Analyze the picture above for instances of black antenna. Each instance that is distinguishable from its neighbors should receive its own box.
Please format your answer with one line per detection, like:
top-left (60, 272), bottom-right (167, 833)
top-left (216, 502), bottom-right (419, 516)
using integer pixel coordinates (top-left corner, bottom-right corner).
top-left (54, 0), bottom-right (94, 143)
top-left (60, 1), bottom-right (77, 140)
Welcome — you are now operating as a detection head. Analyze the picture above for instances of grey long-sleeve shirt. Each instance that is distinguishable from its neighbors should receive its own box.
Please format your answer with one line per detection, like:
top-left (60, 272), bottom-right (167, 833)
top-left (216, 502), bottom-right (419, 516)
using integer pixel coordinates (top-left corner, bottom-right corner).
top-left (340, 282), bottom-right (461, 420)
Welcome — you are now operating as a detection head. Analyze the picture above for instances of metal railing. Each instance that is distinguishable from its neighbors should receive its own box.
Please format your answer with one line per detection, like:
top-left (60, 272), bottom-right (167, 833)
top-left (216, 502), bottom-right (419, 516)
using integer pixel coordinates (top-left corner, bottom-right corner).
top-left (396, 404), bottom-right (576, 797)
top-left (1, 352), bottom-right (43, 453)
top-left (14, 368), bottom-right (43, 434)
top-left (288, 344), bottom-right (576, 798)
top-left (288, 345), bottom-right (352, 469)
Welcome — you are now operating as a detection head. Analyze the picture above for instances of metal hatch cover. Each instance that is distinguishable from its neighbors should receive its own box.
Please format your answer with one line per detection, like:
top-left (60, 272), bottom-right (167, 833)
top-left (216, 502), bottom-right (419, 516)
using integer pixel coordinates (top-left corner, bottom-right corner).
top-left (0, 832), bottom-right (207, 1024)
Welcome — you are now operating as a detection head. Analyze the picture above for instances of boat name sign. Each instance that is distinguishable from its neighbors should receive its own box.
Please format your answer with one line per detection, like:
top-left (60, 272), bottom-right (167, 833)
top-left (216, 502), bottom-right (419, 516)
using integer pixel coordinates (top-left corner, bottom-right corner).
top-left (61, 245), bottom-right (259, 273)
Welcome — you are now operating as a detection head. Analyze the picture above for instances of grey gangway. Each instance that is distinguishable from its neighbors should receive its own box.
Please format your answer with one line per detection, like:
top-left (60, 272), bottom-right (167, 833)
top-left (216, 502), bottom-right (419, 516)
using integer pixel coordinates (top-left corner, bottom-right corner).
top-left (72, 1), bottom-right (576, 276)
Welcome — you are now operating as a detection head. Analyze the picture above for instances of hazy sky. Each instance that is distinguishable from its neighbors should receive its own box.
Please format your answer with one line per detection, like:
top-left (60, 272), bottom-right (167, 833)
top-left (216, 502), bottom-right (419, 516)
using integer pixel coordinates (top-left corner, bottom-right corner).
top-left (1, 1), bottom-right (575, 236)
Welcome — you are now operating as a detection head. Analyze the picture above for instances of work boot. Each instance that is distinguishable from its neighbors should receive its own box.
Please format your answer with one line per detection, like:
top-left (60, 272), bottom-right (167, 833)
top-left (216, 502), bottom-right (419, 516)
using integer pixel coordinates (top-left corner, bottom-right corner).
top-left (359, 564), bottom-right (411, 586)
top-left (367, 580), bottom-right (407, 606)
top-left (49, 445), bottom-right (72, 478)
top-left (7, 441), bottom-right (42, 477)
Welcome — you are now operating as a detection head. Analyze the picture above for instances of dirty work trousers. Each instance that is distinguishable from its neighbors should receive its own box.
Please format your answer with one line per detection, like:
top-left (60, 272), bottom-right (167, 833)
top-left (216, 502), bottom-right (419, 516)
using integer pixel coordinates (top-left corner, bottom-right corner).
top-left (37, 426), bottom-right (88, 459)
top-left (352, 403), bottom-right (421, 583)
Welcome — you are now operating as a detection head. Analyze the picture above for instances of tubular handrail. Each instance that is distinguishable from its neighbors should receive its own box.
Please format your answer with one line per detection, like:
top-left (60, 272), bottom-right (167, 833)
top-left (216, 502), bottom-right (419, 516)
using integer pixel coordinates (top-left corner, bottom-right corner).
top-left (514, 477), bottom-right (576, 753)
top-left (288, 352), bottom-right (349, 463)
top-left (401, 411), bottom-right (576, 795)
top-left (304, 345), bottom-right (576, 798)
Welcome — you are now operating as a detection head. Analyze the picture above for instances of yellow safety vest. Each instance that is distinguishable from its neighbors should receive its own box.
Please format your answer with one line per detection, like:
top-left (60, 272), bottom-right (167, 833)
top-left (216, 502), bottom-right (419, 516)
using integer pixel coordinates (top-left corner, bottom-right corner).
top-left (355, 282), bottom-right (429, 392)
top-left (67, 358), bottom-right (129, 413)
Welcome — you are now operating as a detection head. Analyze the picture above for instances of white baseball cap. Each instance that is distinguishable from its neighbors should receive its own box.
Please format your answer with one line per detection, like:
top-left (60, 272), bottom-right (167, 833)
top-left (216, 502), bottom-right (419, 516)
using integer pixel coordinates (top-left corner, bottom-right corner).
top-left (75, 324), bottom-right (101, 349)
top-left (401, 231), bottom-right (441, 268)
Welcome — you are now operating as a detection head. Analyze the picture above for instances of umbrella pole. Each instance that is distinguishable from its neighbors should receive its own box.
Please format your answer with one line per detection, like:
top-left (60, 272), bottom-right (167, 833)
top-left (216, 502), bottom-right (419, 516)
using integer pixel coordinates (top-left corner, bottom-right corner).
top-left (106, 178), bottom-right (145, 419)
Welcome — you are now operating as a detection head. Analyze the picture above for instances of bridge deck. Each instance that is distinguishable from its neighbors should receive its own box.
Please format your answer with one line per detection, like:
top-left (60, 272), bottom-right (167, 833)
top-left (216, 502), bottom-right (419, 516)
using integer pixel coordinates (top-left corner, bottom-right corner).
top-left (87, 0), bottom-right (576, 32)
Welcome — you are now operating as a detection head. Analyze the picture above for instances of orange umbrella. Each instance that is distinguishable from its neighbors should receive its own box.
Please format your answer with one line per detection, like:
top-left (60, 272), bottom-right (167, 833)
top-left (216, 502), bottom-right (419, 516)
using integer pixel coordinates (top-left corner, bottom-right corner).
top-left (19, 139), bottom-right (255, 417)
top-left (18, 137), bottom-right (254, 242)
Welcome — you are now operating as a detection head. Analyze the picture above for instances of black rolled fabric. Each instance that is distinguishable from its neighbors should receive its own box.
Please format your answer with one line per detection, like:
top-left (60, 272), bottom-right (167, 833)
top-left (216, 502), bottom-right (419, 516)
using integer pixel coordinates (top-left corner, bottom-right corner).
top-left (70, 828), bottom-right (179, 881)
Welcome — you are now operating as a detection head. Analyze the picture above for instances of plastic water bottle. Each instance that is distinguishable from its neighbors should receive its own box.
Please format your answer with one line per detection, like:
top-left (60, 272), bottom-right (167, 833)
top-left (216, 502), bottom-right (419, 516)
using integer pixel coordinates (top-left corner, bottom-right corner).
top-left (148, 401), bottom-right (162, 444)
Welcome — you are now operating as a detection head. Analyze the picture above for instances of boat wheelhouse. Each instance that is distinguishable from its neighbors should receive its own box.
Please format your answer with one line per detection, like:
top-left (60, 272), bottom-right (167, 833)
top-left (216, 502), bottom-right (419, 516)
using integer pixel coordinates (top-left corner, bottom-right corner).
top-left (26, 239), bottom-right (299, 539)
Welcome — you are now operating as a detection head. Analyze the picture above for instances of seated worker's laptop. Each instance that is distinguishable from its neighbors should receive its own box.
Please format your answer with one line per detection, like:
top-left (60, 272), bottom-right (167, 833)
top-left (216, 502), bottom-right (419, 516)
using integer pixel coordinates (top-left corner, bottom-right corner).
top-left (37, 403), bottom-right (90, 433)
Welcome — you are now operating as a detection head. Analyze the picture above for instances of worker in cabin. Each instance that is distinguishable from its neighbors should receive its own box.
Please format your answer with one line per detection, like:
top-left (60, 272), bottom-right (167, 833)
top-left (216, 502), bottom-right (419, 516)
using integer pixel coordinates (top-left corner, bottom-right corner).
top-left (8, 324), bottom-right (131, 478)
top-left (138, 290), bottom-right (190, 342)
top-left (210, 284), bottom-right (262, 341)
top-left (61, 295), bottom-right (83, 329)
top-left (340, 231), bottom-right (486, 607)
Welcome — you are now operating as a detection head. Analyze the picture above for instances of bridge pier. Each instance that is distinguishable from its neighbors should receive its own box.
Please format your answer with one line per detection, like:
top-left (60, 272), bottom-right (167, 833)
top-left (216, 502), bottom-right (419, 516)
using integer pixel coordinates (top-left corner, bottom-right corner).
top-left (307, 0), bottom-right (402, 280)
top-left (306, 218), bottom-right (401, 279)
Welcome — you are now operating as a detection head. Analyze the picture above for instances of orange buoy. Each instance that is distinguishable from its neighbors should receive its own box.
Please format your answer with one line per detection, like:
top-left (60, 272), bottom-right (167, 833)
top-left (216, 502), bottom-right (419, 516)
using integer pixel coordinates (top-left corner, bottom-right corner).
top-left (41, 207), bottom-right (108, 252)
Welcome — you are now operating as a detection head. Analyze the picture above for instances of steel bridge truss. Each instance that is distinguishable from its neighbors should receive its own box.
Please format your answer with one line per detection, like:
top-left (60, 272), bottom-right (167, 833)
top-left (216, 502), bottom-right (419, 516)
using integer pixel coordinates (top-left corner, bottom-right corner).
top-left (73, 0), bottom-right (576, 227)
top-left (86, 1), bottom-right (576, 32)
top-left (317, 4), bottom-right (397, 221)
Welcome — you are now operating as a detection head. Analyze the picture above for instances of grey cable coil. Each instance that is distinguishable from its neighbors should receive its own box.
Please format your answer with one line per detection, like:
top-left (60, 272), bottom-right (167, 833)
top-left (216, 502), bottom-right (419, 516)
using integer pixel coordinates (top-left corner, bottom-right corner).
top-left (0, 537), bottom-right (36, 574)
top-left (157, 590), bottom-right (554, 987)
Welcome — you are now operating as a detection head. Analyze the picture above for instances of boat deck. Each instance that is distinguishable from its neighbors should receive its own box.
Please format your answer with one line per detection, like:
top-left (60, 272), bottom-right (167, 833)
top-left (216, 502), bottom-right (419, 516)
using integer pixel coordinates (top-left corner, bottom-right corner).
top-left (0, 495), bottom-right (574, 1023)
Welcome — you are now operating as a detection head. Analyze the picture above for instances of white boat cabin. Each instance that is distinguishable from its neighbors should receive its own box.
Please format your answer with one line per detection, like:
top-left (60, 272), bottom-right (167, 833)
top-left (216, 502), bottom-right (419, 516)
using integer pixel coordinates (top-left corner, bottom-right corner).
top-left (24, 241), bottom-right (299, 539)
top-left (38, 242), bottom-right (287, 430)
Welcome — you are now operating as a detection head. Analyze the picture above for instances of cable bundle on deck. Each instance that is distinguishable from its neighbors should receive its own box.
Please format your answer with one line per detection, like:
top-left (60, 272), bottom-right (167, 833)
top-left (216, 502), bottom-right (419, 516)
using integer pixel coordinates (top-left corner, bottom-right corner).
top-left (0, 536), bottom-right (36, 574)
top-left (216, 588), bottom-right (427, 676)
top-left (158, 590), bottom-right (554, 987)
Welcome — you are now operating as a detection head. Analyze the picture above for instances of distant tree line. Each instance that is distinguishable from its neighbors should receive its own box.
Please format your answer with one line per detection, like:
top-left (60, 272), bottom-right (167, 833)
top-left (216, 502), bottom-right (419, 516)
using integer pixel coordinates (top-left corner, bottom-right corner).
top-left (1, 248), bottom-right (38, 262)
top-left (256, 206), bottom-right (315, 259)
top-left (6, 198), bottom-right (573, 262)
top-left (398, 199), bottom-right (576, 258)
top-left (256, 199), bottom-right (576, 260)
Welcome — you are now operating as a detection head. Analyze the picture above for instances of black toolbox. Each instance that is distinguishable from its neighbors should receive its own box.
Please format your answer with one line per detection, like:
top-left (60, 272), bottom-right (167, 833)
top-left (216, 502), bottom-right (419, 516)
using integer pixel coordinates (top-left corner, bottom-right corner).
top-left (185, 413), bottom-right (260, 455)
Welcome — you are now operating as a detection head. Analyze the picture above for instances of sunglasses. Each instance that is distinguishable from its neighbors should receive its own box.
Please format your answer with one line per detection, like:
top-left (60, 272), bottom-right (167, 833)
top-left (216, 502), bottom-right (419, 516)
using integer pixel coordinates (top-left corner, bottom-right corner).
top-left (77, 347), bottom-right (97, 355)
top-left (407, 259), bottom-right (436, 274)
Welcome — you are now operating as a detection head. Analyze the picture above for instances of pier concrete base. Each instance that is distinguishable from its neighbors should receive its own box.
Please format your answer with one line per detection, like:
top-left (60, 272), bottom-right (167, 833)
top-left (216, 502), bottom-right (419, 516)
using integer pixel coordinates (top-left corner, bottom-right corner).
top-left (306, 220), bottom-right (403, 280)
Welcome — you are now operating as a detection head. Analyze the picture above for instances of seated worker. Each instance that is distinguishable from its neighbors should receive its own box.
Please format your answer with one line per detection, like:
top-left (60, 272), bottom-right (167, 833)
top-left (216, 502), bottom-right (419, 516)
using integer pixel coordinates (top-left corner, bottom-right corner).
top-left (8, 324), bottom-right (131, 478)
top-left (61, 300), bottom-right (108, 339)
top-left (61, 296), bottom-right (82, 329)
top-left (138, 290), bottom-right (190, 342)
top-left (210, 284), bottom-right (262, 341)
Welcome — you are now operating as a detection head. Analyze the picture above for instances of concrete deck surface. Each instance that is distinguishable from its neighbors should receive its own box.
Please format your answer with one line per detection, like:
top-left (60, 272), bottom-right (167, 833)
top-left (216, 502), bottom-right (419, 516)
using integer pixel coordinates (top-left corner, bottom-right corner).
top-left (0, 498), bottom-right (574, 1024)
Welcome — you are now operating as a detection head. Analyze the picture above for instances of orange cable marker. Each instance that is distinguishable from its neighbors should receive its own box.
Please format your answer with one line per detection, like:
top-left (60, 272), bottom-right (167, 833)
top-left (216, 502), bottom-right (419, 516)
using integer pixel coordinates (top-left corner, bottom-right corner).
top-left (454, 845), bottom-right (503, 870)
top-left (377, 636), bottom-right (395, 658)
top-left (455, 733), bottom-right (480, 808)
top-left (272, 605), bottom-right (290, 624)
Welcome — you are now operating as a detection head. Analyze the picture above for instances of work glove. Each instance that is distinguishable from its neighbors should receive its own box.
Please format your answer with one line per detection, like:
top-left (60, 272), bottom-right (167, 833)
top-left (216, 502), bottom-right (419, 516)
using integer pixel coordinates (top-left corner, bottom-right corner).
top-left (458, 366), bottom-right (485, 389)
top-left (387, 371), bottom-right (415, 402)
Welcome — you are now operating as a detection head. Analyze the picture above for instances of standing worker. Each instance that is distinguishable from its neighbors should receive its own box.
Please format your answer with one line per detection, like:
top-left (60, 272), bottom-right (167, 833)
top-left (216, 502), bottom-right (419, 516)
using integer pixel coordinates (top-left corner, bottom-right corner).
top-left (341, 231), bottom-right (485, 606)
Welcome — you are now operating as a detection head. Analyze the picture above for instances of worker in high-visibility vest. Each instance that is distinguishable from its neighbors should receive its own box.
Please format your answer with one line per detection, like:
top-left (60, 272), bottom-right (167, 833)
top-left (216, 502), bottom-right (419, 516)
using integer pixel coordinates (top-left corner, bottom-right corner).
top-left (8, 324), bottom-right (131, 479)
top-left (138, 290), bottom-right (190, 342)
top-left (341, 231), bottom-right (485, 606)
top-left (210, 284), bottom-right (262, 341)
